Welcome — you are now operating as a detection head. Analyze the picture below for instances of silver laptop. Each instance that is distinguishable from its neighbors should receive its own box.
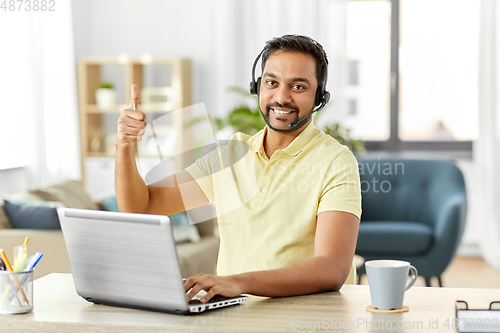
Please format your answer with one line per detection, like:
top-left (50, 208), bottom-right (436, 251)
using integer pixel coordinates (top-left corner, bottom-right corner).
top-left (57, 208), bottom-right (247, 314)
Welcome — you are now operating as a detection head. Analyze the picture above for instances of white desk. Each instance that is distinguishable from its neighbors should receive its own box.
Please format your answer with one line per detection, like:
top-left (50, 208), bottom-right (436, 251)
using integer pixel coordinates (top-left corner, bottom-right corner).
top-left (1, 273), bottom-right (497, 332)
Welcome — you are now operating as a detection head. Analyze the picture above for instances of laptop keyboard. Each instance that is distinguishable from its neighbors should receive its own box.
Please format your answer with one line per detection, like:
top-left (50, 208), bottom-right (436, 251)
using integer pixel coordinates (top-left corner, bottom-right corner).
top-left (188, 295), bottom-right (227, 304)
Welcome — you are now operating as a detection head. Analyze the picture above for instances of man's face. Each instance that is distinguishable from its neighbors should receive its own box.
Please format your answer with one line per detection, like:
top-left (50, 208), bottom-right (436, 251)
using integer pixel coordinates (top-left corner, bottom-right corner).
top-left (259, 51), bottom-right (318, 134)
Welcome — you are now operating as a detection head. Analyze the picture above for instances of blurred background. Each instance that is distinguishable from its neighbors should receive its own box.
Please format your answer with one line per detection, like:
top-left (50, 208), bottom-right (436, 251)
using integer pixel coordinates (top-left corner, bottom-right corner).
top-left (1, 0), bottom-right (500, 284)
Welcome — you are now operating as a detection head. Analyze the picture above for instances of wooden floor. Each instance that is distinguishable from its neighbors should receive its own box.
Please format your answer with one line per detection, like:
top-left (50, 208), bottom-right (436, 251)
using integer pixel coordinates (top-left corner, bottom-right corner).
top-left (359, 256), bottom-right (500, 288)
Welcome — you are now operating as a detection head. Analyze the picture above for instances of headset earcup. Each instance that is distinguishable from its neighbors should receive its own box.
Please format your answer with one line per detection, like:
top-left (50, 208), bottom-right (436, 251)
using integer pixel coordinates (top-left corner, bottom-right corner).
top-left (323, 91), bottom-right (331, 104)
top-left (249, 77), bottom-right (261, 96)
top-left (315, 85), bottom-right (324, 106)
top-left (249, 81), bottom-right (256, 95)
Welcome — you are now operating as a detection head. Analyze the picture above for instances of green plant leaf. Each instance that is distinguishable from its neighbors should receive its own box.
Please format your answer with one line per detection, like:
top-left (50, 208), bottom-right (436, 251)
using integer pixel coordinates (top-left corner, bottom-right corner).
top-left (99, 82), bottom-right (114, 89)
top-left (323, 123), bottom-right (366, 155)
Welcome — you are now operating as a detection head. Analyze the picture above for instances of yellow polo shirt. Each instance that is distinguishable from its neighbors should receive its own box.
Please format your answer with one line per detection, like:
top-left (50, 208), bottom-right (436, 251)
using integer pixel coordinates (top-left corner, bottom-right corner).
top-left (185, 121), bottom-right (361, 284)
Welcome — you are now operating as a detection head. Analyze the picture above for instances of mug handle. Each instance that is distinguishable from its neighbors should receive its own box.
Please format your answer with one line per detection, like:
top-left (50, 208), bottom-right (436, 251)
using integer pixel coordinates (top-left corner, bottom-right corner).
top-left (405, 265), bottom-right (418, 291)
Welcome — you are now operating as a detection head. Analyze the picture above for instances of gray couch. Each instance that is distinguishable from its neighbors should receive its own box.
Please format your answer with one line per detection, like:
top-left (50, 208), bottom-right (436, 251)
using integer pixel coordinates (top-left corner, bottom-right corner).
top-left (0, 180), bottom-right (219, 279)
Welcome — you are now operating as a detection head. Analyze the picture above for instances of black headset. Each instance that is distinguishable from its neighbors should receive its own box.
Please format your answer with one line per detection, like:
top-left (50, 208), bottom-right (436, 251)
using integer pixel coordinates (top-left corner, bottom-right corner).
top-left (249, 37), bottom-right (331, 128)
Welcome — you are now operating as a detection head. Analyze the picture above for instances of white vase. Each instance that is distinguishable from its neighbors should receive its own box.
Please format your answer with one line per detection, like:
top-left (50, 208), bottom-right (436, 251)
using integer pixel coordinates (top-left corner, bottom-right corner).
top-left (95, 88), bottom-right (116, 110)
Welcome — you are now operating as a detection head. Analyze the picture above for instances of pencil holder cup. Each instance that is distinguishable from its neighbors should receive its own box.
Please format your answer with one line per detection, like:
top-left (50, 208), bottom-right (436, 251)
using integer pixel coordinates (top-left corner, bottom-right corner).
top-left (0, 270), bottom-right (33, 315)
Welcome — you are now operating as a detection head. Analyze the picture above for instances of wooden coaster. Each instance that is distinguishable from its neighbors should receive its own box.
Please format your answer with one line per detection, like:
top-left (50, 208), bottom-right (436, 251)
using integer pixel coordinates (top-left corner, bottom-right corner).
top-left (366, 305), bottom-right (409, 313)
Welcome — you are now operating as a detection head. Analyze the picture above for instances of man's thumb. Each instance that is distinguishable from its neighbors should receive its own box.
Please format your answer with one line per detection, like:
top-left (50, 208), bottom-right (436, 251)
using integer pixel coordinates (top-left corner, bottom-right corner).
top-left (129, 84), bottom-right (140, 110)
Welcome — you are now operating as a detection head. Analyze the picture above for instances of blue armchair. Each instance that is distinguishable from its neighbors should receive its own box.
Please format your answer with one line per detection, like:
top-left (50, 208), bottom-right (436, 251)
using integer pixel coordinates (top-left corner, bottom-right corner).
top-left (355, 159), bottom-right (467, 287)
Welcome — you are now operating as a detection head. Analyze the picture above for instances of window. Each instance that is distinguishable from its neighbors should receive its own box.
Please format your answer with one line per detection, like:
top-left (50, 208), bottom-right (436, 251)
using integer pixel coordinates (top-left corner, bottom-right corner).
top-left (345, 0), bottom-right (391, 141)
top-left (0, 14), bottom-right (31, 170)
top-left (345, 0), bottom-right (478, 151)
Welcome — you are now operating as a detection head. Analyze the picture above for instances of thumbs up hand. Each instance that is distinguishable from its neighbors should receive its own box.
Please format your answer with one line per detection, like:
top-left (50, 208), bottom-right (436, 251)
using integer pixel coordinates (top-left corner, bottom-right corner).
top-left (116, 84), bottom-right (146, 149)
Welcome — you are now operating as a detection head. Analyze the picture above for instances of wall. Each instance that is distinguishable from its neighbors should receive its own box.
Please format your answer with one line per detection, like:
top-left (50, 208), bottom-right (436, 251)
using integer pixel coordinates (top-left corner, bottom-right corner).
top-left (0, 168), bottom-right (31, 195)
top-left (455, 160), bottom-right (480, 256)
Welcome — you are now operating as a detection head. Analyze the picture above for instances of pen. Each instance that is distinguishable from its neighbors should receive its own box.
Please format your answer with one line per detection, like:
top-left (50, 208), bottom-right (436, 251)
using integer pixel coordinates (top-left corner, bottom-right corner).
top-left (25, 253), bottom-right (43, 272)
top-left (23, 237), bottom-right (29, 246)
top-left (0, 253), bottom-right (20, 308)
top-left (0, 250), bottom-right (13, 274)
top-left (0, 249), bottom-right (29, 304)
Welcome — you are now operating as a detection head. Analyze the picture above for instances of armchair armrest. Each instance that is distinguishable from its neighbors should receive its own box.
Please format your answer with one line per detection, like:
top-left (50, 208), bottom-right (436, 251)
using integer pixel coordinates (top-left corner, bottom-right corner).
top-left (425, 193), bottom-right (467, 275)
top-left (434, 193), bottom-right (467, 241)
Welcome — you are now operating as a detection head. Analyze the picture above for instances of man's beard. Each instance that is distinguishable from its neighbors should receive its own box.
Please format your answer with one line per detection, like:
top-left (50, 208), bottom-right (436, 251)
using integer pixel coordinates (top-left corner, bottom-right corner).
top-left (260, 102), bottom-right (314, 134)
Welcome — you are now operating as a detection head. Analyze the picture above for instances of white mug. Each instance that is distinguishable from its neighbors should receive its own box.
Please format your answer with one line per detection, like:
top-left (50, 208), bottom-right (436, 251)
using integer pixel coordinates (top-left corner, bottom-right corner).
top-left (365, 260), bottom-right (418, 310)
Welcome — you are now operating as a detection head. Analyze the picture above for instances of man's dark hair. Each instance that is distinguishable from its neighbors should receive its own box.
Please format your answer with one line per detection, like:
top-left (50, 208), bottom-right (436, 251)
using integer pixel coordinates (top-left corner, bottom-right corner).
top-left (261, 34), bottom-right (329, 86)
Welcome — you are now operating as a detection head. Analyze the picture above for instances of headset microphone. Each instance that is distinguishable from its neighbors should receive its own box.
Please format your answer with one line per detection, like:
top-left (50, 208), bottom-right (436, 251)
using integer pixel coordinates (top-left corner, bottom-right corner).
top-left (288, 99), bottom-right (329, 128)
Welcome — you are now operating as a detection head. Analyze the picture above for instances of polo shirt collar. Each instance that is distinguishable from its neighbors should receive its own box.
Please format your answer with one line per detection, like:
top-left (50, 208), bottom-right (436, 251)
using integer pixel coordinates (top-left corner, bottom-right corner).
top-left (248, 121), bottom-right (318, 157)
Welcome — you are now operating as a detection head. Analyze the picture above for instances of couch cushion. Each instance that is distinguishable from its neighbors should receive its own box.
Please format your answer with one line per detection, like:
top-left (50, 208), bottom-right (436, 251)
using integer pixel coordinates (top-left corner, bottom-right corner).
top-left (356, 221), bottom-right (433, 255)
top-left (101, 195), bottom-right (119, 212)
top-left (0, 193), bottom-right (51, 230)
top-left (0, 204), bottom-right (12, 229)
top-left (30, 180), bottom-right (99, 210)
top-left (3, 200), bottom-right (61, 230)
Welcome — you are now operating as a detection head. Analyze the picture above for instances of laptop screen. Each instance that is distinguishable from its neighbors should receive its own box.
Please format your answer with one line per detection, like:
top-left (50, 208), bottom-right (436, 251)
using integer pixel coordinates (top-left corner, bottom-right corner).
top-left (58, 208), bottom-right (188, 312)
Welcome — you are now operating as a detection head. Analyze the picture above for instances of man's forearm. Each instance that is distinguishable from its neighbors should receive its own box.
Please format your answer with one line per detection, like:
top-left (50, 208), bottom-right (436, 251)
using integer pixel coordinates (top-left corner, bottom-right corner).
top-left (115, 145), bottom-right (149, 213)
top-left (234, 256), bottom-right (346, 297)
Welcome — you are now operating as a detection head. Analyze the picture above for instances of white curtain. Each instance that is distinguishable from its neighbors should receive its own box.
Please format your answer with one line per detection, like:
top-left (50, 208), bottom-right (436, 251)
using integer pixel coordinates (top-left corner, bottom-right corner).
top-left (0, 2), bottom-right (80, 187)
top-left (208, 0), bottom-right (347, 129)
top-left (475, 0), bottom-right (500, 267)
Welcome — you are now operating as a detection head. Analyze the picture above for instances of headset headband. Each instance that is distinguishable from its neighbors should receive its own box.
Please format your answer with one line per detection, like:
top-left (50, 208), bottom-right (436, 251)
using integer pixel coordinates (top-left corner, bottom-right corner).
top-left (249, 38), bottom-right (330, 107)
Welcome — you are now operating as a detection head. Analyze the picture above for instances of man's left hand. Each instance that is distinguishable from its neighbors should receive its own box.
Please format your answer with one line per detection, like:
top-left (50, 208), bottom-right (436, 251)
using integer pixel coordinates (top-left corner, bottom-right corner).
top-left (184, 273), bottom-right (244, 303)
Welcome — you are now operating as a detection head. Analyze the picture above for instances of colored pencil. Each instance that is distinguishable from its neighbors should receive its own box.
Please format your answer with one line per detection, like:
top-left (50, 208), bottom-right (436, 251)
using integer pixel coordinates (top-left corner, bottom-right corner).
top-left (0, 249), bottom-right (29, 304)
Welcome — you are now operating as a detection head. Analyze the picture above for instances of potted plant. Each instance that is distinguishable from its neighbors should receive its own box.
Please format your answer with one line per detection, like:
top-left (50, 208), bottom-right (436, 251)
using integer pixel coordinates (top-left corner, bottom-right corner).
top-left (95, 82), bottom-right (116, 110)
top-left (322, 123), bottom-right (366, 156)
